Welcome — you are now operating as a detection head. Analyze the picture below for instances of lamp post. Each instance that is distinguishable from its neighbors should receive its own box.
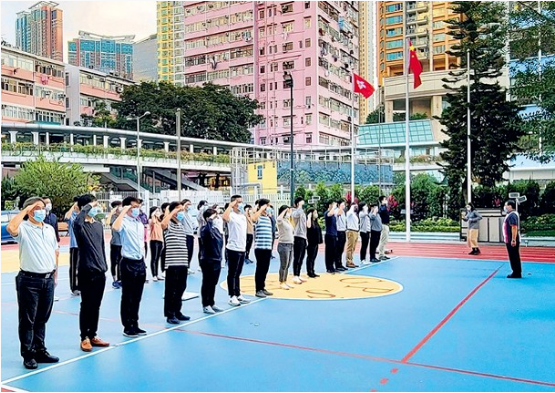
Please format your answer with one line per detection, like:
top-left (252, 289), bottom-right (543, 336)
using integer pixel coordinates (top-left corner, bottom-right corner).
top-left (284, 71), bottom-right (294, 205)
top-left (127, 111), bottom-right (151, 198)
top-left (176, 108), bottom-right (182, 201)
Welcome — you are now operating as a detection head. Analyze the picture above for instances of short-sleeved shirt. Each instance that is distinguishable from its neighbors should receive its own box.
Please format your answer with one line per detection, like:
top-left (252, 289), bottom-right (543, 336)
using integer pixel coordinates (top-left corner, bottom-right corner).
top-left (254, 215), bottom-right (273, 250)
top-left (116, 215), bottom-right (145, 260)
top-left (110, 213), bottom-right (122, 246)
top-left (336, 213), bottom-right (347, 231)
top-left (346, 211), bottom-right (359, 231)
top-left (227, 211), bottom-right (247, 252)
top-left (68, 211), bottom-right (78, 248)
top-left (164, 220), bottom-right (188, 267)
top-left (503, 211), bottom-right (520, 244)
top-left (292, 207), bottom-right (307, 239)
top-left (359, 211), bottom-right (370, 233)
top-left (180, 212), bottom-right (195, 236)
top-left (15, 221), bottom-right (58, 273)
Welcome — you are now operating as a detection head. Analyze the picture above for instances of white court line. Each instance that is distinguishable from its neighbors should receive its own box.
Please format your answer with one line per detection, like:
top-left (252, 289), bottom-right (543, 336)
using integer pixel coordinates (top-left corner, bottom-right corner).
top-left (1, 297), bottom-right (268, 385)
top-left (345, 256), bottom-right (399, 274)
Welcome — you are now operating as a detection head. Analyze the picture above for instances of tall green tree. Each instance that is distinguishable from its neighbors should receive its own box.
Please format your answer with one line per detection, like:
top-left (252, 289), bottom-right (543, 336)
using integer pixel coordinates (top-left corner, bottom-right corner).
top-left (112, 81), bottom-right (263, 143)
top-left (1, 176), bottom-right (18, 210)
top-left (509, 1), bottom-right (555, 162)
top-left (439, 1), bottom-right (524, 218)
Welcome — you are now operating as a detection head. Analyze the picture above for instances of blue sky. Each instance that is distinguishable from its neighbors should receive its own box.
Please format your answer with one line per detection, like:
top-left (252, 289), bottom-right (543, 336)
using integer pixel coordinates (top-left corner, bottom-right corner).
top-left (1, 1), bottom-right (157, 61)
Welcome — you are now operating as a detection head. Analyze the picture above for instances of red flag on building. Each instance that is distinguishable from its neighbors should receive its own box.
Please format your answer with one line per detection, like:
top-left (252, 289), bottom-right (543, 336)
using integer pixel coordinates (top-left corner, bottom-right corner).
top-left (353, 73), bottom-right (375, 98)
top-left (408, 40), bottom-right (423, 89)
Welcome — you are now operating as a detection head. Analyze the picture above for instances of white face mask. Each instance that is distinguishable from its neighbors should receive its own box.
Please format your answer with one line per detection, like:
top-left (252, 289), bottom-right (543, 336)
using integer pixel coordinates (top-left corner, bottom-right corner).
top-left (45, 203), bottom-right (52, 212)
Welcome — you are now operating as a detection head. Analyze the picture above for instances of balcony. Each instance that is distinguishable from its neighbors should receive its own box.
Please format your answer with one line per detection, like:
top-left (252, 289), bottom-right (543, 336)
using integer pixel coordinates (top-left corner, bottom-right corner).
top-left (406, 17), bottom-right (428, 25)
top-left (406, 2), bottom-right (428, 12)
top-left (406, 27), bottom-right (428, 37)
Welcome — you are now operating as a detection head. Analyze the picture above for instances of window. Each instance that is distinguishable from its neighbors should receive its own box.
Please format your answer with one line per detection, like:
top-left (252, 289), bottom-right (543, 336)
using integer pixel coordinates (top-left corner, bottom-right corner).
top-left (270, 83), bottom-right (273, 91)
top-left (305, 96), bottom-right (312, 107)
top-left (386, 27), bottom-right (402, 37)
top-left (306, 134), bottom-right (312, 144)
top-left (306, 114), bottom-right (312, 125)
top-left (257, 165), bottom-right (263, 179)
top-left (305, 58), bottom-right (311, 67)
top-left (433, 45), bottom-right (446, 54)
top-left (299, 40), bottom-right (303, 49)
top-left (283, 42), bottom-right (293, 52)
top-left (433, 33), bottom-right (446, 42)
top-left (304, 18), bottom-right (311, 29)
top-left (271, 62), bottom-right (278, 72)
top-left (386, 16), bottom-right (402, 25)
top-left (283, 61), bottom-right (294, 70)
top-left (259, 27), bottom-right (265, 38)
top-left (260, 65), bottom-right (266, 73)
top-left (305, 38), bottom-right (311, 48)
top-left (386, 51), bottom-right (403, 61)
top-left (433, 21), bottom-right (444, 29)
top-left (386, 3), bottom-right (402, 12)
top-left (281, 3), bottom-right (293, 14)
top-left (260, 47), bottom-right (265, 56)
top-left (259, 102), bottom-right (266, 109)
top-left (283, 135), bottom-right (291, 144)
top-left (259, 10), bottom-right (264, 18)
top-left (305, 1), bottom-right (310, 9)
top-left (260, 137), bottom-right (266, 144)
top-left (282, 22), bottom-right (294, 32)
top-left (386, 39), bottom-right (403, 49)
top-left (261, 83), bottom-right (266, 92)
top-left (283, 99), bottom-right (292, 108)
top-left (305, 77), bottom-right (311, 86)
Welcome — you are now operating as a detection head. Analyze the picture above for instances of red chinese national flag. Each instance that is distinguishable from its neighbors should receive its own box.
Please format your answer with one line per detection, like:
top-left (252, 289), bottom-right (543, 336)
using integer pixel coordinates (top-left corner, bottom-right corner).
top-left (408, 40), bottom-right (423, 89)
top-left (353, 73), bottom-right (375, 99)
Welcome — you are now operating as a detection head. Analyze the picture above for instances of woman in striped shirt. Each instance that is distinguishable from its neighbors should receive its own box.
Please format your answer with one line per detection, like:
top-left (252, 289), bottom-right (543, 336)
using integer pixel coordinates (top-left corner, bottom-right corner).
top-left (252, 198), bottom-right (274, 298)
top-left (161, 202), bottom-right (190, 325)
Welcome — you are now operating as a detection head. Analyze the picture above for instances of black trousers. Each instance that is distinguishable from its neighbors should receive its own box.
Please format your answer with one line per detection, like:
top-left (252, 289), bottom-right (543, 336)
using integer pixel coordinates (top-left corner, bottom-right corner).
top-left (186, 235), bottom-right (195, 268)
top-left (69, 247), bottom-right (80, 291)
top-left (16, 272), bottom-right (55, 359)
top-left (200, 262), bottom-right (221, 307)
top-left (161, 245), bottom-right (166, 272)
top-left (164, 265), bottom-right (188, 318)
top-left (360, 232), bottom-right (370, 261)
top-left (226, 249), bottom-right (245, 297)
top-left (506, 242), bottom-right (522, 276)
top-left (246, 234), bottom-right (254, 260)
top-left (325, 234), bottom-right (337, 271)
top-left (254, 249), bottom-right (272, 292)
top-left (335, 231), bottom-right (347, 268)
top-left (78, 272), bottom-right (106, 340)
top-left (293, 237), bottom-right (307, 276)
top-left (120, 257), bottom-right (146, 330)
top-left (150, 240), bottom-right (164, 277)
top-left (225, 235), bottom-right (230, 264)
top-left (370, 230), bottom-right (381, 260)
top-left (306, 242), bottom-right (319, 276)
top-left (110, 244), bottom-right (122, 280)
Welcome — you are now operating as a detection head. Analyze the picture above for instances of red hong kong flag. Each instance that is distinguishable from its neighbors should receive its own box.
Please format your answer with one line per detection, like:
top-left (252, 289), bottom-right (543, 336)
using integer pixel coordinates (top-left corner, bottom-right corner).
top-left (353, 73), bottom-right (375, 99)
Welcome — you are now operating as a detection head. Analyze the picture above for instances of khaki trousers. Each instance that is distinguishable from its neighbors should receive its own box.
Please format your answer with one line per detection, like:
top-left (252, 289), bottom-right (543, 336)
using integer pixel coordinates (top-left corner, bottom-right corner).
top-left (346, 230), bottom-right (359, 266)
top-left (378, 224), bottom-right (390, 257)
top-left (468, 229), bottom-right (479, 248)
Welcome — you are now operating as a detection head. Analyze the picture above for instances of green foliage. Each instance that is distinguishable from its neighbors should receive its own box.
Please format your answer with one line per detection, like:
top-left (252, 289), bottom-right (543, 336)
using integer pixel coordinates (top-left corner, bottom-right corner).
top-left (440, 1), bottom-right (524, 218)
top-left (540, 181), bottom-right (555, 214)
top-left (521, 214), bottom-right (555, 233)
top-left (473, 184), bottom-right (507, 209)
top-left (365, 107), bottom-right (429, 124)
top-left (390, 173), bottom-right (446, 220)
top-left (12, 155), bottom-right (98, 217)
top-left (80, 100), bottom-right (117, 128)
top-left (507, 180), bottom-right (541, 219)
top-left (112, 82), bottom-right (263, 143)
top-left (389, 218), bottom-right (460, 233)
top-left (355, 185), bottom-right (380, 206)
top-left (1, 176), bottom-right (18, 210)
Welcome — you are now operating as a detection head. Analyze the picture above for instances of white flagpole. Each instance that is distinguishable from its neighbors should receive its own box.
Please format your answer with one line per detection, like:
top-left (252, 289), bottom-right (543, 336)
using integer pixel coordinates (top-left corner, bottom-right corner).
top-left (351, 76), bottom-right (356, 203)
top-left (405, 41), bottom-right (411, 242)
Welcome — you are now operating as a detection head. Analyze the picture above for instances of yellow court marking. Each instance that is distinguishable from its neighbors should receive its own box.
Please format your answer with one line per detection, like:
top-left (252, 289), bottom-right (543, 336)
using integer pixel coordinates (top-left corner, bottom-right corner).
top-left (221, 273), bottom-right (403, 300)
top-left (1, 250), bottom-right (70, 273)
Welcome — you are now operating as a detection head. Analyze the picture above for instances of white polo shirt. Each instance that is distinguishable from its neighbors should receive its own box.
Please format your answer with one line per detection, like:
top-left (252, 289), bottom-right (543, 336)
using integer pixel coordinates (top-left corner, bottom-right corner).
top-left (15, 220), bottom-right (58, 273)
top-left (226, 211), bottom-right (247, 252)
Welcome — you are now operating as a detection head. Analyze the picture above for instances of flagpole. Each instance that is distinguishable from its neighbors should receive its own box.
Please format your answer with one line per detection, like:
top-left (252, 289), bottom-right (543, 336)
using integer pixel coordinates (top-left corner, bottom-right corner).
top-left (351, 77), bottom-right (356, 204)
top-left (404, 41), bottom-right (411, 242)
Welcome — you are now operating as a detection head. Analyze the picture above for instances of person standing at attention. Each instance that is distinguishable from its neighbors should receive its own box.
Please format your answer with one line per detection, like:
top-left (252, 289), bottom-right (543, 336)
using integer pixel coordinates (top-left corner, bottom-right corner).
top-left (325, 201), bottom-right (338, 274)
top-left (180, 199), bottom-right (196, 271)
top-left (244, 204), bottom-right (254, 264)
top-left (369, 205), bottom-right (383, 263)
top-left (377, 196), bottom-right (391, 260)
top-left (463, 202), bottom-right (483, 255)
top-left (199, 208), bottom-right (224, 314)
top-left (251, 199), bottom-right (274, 298)
top-left (64, 198), bottom-right (81, 296)
top-left (196, 200), bottom-right (209, 262)
top-left (503, 200), bottom-right (522, 279)
top-left (291, 197), bottom-right (308, 284)
top-left (112, 197), bottom-right (148, 337)
top-left (161, 202), bottom-right (190, 324)
top-left (7, 197), bottom-right (59, 369)
top-left (345, 203), bottom-right (360, 268)
top-left (359, 203), bottom-right (371, 264)
top-left (108, 201), bottom-right (123, 289)
top-left (306, 208), bottom-right (323, 278)
top-left (277, 205), bottom-right (295, 288)
top-left (72, 195), bottom-right (110, 352)
top-left (222, 195), bottom-right (251, 306)
top-left (149, 207), bottom-right (164, 281)
top-left (334, 200), bottom-right (348, 272)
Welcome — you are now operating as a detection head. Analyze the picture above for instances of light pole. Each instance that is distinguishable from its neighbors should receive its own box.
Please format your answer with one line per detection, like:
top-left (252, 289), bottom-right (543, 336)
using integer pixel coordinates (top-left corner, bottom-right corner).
top-left (176, 108), bottom-right (182, 201)
top-left (127, 111), bottom-right (151, 197)
top-left (284, 71), bottom-right (294, 205)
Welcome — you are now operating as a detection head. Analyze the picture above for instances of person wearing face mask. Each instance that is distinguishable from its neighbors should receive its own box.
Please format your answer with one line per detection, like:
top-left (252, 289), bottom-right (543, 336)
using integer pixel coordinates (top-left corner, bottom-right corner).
top-left (277, 205), bottom-right (295, 288)
top-left (377, 196), bottom-right (391, 260)
top-left (244, 205), bottom-right (254, 264)
top-left (369, 205), bottom-right (383, 263)
top-left (252, 199), bottom-right (274, 298)
top-left (325, 201), bottom-right (338, 273)
top-left (462, 202), bottom-right (483, 255)
top-left (199, 208), bottom-right (224, 314)
top-left (64, 198), bottom-right (81, 296)
top-left (334, 200), bottom-right (348, 272)
top-left (359, 203), bottom-right (371, 264)
top-left (179, 199), bottom-right (196, 272)
top-left (161, 202), bottom-right (190, 324)
top-left (72, 194), bottom-right (110, 352)
top-left (345, 203), bottom-right (360, 268)
top-left (109, 201), bottom-right (123, 289)
top-left (291, 197), bottom-right (309, 284)
top-left (112, 197), bottom-right (148, 337)
top-left (222, 195), bottom-right (251, 306)
top-left (503, 200), bottom-right (522, 279)
top-left (42, 197), bottom-right (60, 243)
top-left (267, 204), bottom-right (277, 259)
top-left (159, 202), bottom-right (170, 276)
top-left (149, 207), bottom-right (164, 281)
top-left (7, 197), bottom-right (60, 369)
top-left (197, 200), bottom-right (209, 262)
top-left (306, 208), bottom-right (323, 278)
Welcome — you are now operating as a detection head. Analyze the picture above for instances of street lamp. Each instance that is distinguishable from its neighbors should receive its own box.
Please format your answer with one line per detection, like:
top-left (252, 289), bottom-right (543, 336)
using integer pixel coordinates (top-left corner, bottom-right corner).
top-left (283, 71), bottom-right (294, 205)
top-left (176, 108), bottom-right (182, 201)
top-left (127, 111), bottom-right (150, 197)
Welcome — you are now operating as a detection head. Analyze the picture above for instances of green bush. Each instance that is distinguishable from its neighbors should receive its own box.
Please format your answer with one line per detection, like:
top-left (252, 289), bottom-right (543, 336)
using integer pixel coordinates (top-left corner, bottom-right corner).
top-left (389, 217), bottom-right (459, 233)
top-left (521, 214), bottom-right (555, 233)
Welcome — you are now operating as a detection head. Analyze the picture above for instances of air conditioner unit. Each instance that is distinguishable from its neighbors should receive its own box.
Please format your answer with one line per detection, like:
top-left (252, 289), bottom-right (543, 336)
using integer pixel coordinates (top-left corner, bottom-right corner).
top-left (186, 8), bottom-right (191, 14)
top-left (116, 86), bottom-right (123, 93)
top-left (197, 5), bottom-right (202, 10)
top-left (86, 74), bottom-right (93, 79)
top-left (100, 78), bottom-right (105, 82)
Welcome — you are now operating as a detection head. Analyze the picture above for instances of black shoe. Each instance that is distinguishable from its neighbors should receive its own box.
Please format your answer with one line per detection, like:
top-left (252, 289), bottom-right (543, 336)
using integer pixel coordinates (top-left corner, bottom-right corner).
top-left (308, 274), bottom-right (320, 278)
top-left (326, 269), bottom-right (336, 274)
top-left (371, 258), bottom-right (381, 263)
top-left (23, 358), bottom-right (38, 369)
top-left (34, 350), bottom-right (59, 363)
top-left (475, 249), bottom-right (481, 255)
top-left (135, 327), bottom-right (147, 335)
top-left (123, 329), bottom-right (138, 338)
top-left (336, 267), bottom-right (348, 272)
top-left (167, 317), bottom-right (180, 324)
top-left (469, 250), bottom-right (477, 255)
top-left (507, 274), bottom-right (522, 279)
top-left (176, 314), bottom-right (191, 321)
top-left (379, 256), bottom-right (390, 260)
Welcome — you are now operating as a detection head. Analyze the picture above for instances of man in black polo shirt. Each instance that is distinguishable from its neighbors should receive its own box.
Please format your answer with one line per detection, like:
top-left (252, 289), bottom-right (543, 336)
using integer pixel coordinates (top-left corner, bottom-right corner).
top-left (73, 194), bottom-right (110, 352)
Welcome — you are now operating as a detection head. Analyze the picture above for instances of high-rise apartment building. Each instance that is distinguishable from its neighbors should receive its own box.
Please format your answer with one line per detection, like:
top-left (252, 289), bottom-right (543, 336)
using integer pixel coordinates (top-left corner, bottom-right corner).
top-left (134, 34), bottom-right (158, 82)
top-left (157, 1), bottom-right (184, 83)
top-left (15, 1), bottom-right (63, 62)
top-left (68, 31), bottom-right (135, 80)
top-left (358, 1), bottom-right (378, 124)
top-left (161, 1), bottom-right (359, 147)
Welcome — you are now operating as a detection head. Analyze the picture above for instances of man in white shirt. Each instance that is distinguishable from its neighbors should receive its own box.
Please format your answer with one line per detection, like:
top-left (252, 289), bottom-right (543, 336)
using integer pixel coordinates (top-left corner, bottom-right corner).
top-left (222, 195), bottom-right (251, 306)
top-left (7, 197), bottom-right (60, 370)
top-left (345, 203), bottom-right (360, 268)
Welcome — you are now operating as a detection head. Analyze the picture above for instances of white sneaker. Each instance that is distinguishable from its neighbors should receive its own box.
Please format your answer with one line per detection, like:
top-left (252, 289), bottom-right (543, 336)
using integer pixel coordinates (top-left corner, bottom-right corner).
top-left (161, 272), bottom-right (165, 278)
top-left (280, 283), bottom-right (290, 290)
top-left (203, 306), bottom-right (216, 314)
top-left (228, 296), bottom-right (240, 306)
top-left (237, 295), bottom-right (251, 304)
top-left (211, 305), bottom-right (223, 312)
top-left (361, 260), bottom-right (368, 265)
top-left (286, 283), bottom-right (295, 289)
top-left (299, 276), bottom-right (307, 283)
top-left (156, 275), bottom-right (165, 281)
top-left (292, 276), bottom-right (302, 284)
top-left (152, 276), bottom-right (158, 282)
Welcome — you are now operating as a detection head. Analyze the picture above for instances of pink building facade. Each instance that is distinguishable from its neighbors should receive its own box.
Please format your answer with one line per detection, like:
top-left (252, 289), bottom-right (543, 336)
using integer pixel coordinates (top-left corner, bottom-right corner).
top-left (179, 1), bottom-right (359, 147)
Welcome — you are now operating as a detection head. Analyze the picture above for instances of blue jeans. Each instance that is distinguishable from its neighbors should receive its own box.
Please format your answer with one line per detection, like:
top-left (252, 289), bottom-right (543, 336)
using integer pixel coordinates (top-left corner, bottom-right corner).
top-left (15, 272), bottom-right (55, 358)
